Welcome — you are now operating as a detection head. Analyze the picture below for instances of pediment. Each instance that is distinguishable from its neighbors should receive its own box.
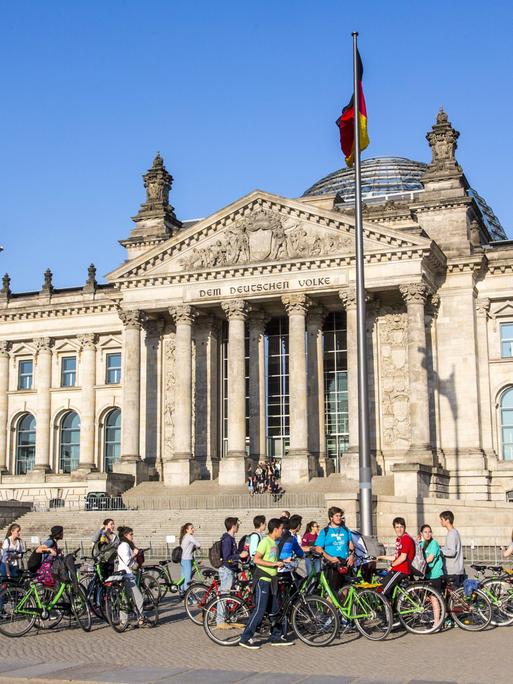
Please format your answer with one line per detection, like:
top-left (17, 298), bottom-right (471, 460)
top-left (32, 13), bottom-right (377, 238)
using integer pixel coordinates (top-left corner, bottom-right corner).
top-left (107, 190), bottom-right (433, 282)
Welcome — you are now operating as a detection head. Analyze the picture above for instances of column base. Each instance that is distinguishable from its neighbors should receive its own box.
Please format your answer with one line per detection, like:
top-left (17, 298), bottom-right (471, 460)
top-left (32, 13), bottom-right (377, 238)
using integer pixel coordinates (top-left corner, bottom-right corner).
top-left (219, 454), bottom-right (246, 486)
top-left (113, 458), bottom-right (149, 484)
top-left (32, 464), bottom-right (51, 473)
top-left (74, 464), bottom-right (97, 477)
top-left (162, 458), bottom-right (200, 487)
top-left (281, 450), bottom-right (311, 485)
top-left (406, 445), bottom-right (435, 467)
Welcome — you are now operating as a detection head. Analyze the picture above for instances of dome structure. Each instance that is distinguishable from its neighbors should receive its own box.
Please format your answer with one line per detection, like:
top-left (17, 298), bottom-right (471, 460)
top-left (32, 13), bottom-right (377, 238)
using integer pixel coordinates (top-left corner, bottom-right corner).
top-left (302, 156), bottom-right (507, 241)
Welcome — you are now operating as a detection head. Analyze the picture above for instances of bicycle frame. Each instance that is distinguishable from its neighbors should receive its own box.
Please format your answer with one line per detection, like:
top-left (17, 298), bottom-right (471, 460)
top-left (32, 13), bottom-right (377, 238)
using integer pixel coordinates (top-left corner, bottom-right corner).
top-left (13, 580), bottom-right (68, 618)
top-left (390, 582), bottom-right (428, 617)
top-left (317, 569), bottom-right (380, 620)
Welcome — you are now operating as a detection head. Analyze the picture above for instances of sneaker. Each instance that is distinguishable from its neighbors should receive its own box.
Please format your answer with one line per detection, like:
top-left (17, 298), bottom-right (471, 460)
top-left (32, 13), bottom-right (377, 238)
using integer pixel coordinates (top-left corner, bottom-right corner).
top-left (269, 635), bottom-right (295, 647)
top-left (239, 639), bottom-right (260, 650)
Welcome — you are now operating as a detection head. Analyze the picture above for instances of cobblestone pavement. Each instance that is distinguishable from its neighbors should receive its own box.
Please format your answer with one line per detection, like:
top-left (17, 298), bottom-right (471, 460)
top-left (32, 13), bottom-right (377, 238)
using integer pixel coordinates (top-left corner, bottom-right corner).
top-left (0, 598), bottom-right (510, 684)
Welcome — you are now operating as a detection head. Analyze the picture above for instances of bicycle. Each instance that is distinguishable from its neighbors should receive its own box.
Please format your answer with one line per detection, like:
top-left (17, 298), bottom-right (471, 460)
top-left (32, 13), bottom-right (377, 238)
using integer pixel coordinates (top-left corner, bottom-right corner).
top-left (203, 568), bottom-right (339, 647)
top-left (183, 564), bottom-right (250, 625)
top-left (0, 550), bottom-right (91, 637)
top-left (470, 563), bottom-right (513, 627)
top-left (442, 577), bottom-right (492, 631)
top-left (103, 569), bottom-right (158, 632)
top-left (308, 557), bottom-right (393, 641)
top-left (144, 556), bottom-right (216, 602)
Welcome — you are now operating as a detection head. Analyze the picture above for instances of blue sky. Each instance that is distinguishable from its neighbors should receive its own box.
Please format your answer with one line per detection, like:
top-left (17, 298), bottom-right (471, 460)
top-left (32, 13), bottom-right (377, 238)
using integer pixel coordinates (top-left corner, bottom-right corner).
top-left (1, 1), bottom-right (512, 291)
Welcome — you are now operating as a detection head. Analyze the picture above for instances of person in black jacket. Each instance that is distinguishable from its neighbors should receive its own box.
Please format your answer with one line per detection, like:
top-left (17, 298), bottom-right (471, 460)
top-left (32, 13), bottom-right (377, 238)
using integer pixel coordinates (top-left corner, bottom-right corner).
top-left (216, 517), bottom-right (248, 627)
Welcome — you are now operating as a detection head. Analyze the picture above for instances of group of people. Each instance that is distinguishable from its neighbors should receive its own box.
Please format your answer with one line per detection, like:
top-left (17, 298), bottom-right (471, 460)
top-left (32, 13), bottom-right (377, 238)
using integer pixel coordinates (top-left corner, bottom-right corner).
top-left (247, 459), bottom-right (282, 497)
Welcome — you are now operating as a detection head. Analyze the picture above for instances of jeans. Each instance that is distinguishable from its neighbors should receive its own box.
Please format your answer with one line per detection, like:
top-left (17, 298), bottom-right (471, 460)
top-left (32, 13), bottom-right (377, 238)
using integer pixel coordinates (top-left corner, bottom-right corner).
top-left (240, 579), bottom-right (284, 643)
top-left (305, 557), bottom-right (321, 577)
top-left (216, 565), bottom-right (234, 624)
top-left (181, 559), bottom-right (193, 591)
top-left (0, 565), bottom-right (19, 611)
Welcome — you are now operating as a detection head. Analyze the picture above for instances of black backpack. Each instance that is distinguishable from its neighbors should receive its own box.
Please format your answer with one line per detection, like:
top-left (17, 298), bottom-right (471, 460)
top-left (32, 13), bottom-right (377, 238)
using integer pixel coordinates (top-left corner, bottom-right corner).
top-left (171, 546), bottom-right (183, 564)
top-left (209, 540), bottom-right (223, 569)
top-left (27, 550), bottom-right (43, 574)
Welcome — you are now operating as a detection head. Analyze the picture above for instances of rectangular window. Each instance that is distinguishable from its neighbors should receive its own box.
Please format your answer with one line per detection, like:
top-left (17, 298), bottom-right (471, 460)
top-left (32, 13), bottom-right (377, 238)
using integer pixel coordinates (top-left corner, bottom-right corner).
top-left (61, 356), bottom-right (77, 387)
top-left (501, 323), bottom-right (513, 358)
top-left (18, 360), bottom-right (33, 390)
top-left (106, 352), bottom-right (122, 384)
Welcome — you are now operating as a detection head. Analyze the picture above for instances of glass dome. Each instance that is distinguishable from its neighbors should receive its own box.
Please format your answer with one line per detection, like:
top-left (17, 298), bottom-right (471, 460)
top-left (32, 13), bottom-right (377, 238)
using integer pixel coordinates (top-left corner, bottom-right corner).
top-left (302, 156), bottom-right (507, 241)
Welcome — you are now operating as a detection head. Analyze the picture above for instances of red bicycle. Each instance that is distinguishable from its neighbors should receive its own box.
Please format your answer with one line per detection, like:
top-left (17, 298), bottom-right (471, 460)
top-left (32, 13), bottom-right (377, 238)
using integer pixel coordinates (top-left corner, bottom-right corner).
top-left (183, 565), bottom-right (254, 625)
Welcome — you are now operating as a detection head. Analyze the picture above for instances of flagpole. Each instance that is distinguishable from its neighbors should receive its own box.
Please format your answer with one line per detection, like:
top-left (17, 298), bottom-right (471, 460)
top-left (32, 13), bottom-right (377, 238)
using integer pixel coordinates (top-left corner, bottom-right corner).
top-left (352, 31), bottom-right (373, 536)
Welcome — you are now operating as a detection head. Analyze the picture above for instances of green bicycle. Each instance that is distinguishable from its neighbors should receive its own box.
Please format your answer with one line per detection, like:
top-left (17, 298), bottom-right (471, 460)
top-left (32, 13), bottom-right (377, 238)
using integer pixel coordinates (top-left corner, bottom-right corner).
top-left (470, 563), bottom-right (513, 627)
top-left (310, 558), bottom-right (393, 641)
top-left (0, 553), bottom-right (91, 637)
top-left (386, 577), bottom-right (446, 634)
top-left (144, 556), bottom-right (212, 601)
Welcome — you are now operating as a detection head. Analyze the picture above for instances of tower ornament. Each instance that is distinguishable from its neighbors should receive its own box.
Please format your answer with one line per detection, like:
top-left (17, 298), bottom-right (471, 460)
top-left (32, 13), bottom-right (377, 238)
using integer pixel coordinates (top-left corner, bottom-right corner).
top-left (1, 273), bottom-right (11, 298)
top-left (426, 108), bottom-right (461, 172)
top-left (41, 268), bottom-right (54, 294)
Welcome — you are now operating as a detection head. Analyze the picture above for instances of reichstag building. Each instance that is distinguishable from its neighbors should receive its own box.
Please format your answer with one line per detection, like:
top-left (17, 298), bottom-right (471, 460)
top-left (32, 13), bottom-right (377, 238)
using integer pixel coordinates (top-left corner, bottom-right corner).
top-left (1, 109), bottom-right (513, 506)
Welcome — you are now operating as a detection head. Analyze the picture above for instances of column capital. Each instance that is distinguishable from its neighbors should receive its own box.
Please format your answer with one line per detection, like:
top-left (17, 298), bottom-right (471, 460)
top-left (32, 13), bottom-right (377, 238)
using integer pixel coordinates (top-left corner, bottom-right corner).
top-left (282, 293), bottom-right (311, 315)
top-left (118, 308), bottom-right (146, 330)
top-left (475, 297), bottom-right (491, 317)
top-left (248, 308), bottom-right (270, 335)
top-left (221, 299), bottom-right (248, 321)
top-left (34, 336), bottom-right (54, 354)
top-left (338, 286), bottom-right (357, 310)
top-left (399, 282), bottom-right (431, 305)
top-left (169, 304), bottom-right (198, 326)
top-left (77, 333), bottom-right (97, 351)
top-left (0, 340), bottom-right (11, 357)
top-left (307, 305), bottom-right (328, 330)
top-left (144, 317), bottom-right (165, 339)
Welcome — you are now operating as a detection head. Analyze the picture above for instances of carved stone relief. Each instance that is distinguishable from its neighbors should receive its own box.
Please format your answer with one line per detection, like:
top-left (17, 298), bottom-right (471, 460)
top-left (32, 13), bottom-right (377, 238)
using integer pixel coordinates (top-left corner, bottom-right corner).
top-left (179, 209), bottom-right (353, 271)
top-left (379, 310), bottom-right (411, 449)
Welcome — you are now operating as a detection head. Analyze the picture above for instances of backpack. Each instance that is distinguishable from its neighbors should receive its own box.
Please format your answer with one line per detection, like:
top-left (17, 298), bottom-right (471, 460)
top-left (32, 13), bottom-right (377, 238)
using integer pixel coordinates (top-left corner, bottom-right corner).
top-left (411, 539), bottom-right (428, 577)
top-left (35, 558), bottom-right (55, 587)
top-left (171, 546), bottom-right (183, 564)
top-left (27, 550), bottom-right (43, 574)
top-left (93, 541), bottom-right (118, 564)
top-left (208, 540), bottom-right (223, 569)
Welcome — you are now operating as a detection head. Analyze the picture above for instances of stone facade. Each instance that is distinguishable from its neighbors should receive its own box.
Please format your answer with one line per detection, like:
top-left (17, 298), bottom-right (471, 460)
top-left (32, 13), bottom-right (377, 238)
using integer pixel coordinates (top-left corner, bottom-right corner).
top-left (1, 112), bottom-right (513, 506)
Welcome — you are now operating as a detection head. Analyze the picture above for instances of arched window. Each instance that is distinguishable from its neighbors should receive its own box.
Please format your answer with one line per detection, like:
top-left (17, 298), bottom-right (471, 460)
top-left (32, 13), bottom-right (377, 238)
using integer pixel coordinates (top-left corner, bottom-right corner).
top-left (500, 388), bottom-right (513, 461)
top-left (16, 413), bottom-right (36, 475)
top-left (104, 408), bottom-right (121, 473)
top-left (60, 411), bottom-right (80, 473)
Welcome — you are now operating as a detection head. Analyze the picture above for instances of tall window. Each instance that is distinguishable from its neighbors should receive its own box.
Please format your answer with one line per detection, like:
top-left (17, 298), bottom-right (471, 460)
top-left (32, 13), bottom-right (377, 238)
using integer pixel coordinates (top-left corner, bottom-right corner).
top-left (61, 356), bottom-right (77, 387)
top-left (324, 311), bottom-right (349, 471)
top-left (18, 360), bottom-right (33, 390)
top-left (59, 411), bottom-right (80, 473)
top-left (106, 352), bottom-right (121, 384)
top-left (104, 408), bottom-right (121, 472)
top-left (16, 413), bottom-right (36, 474)
top-left (266, 317), bottom-right (289, 458)
top-left (501, 323), bottom-right (513, 358)
top-left (500, 387), bottom-right (513, 461)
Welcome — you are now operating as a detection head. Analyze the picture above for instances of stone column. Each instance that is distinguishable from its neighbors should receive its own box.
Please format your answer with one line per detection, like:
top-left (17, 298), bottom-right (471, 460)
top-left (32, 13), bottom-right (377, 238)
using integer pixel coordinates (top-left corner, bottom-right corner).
top-left (307, 307), bottom-right (326, 476)
top-left (34, 337), bottom-right (54, 472)
top-left (219, 299), bottom-right (248, 485)
top-left (0, 341), bottom-right (10, 473)
top-left (399, 282), bottom-right (433, 464)
top-left (282, 294), bottom-right (311, 483)
top-left (166, 305), bottom-right (199, 486)
top-left (114, 310), bottom-right (146, 482)
top-left (475, 299), bottom-right (495, 460)
top-left (77, 334), bottom-right (97, 472)
top-left (248, 310), bottom-right (268, 465)
top-left (339, 288), bottom-right (359, 469)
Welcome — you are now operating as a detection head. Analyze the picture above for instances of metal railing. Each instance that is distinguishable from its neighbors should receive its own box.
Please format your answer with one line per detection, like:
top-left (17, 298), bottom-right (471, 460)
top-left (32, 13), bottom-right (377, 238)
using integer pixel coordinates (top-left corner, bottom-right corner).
top-left (31, 496), bottom-right (137, 513)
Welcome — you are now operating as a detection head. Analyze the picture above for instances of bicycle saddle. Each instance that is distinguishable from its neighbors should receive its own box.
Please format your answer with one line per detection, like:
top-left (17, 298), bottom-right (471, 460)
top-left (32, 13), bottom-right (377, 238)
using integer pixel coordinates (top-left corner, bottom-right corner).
top-left (202, 569), bottom-right (218, 578)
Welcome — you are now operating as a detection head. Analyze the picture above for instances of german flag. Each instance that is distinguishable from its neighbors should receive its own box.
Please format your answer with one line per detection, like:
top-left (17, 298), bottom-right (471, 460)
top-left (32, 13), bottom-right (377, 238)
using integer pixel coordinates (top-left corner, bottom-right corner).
top-left (336, 49), bottom-right (369, 167)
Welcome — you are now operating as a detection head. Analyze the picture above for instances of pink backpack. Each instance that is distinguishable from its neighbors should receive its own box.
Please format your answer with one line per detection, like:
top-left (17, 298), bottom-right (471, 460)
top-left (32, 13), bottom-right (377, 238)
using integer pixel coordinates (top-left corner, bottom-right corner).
top-left (35, 558), bottom-right (55, 587)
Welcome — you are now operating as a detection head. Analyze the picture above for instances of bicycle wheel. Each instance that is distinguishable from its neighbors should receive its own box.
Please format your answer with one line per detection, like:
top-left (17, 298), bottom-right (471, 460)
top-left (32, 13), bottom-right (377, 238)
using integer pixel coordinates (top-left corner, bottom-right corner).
top-left (105, 585), bottom-right (130, 633)
top-left (144, 567), bottom-right (169, 600)
top-left (70, 586), bottom-right (92, 632)
top-left (0, 584), bottom-right (36, 637)
top-left (203, 595), bottom-right (250, 645)
top-left (290, 594), bottom-right (339, 646)
top-left (141, 573), bottom-right (161, 604)
top-left (352, 589), bottom-right (393, 641)
top-left (396, 584), bottom-right (446, 635)
top-left (34, 584), bottom-right (64, 630)
top-left (141, 585), bottom-right (159, 627)
top-left (184, 582), bottom-right (213, 625)
top-left (87, 578), bottom-right (107, 620)
top-left (480, 579), bottom-right (513, 627)
top-left (448, 587), bottom-right (492, 631)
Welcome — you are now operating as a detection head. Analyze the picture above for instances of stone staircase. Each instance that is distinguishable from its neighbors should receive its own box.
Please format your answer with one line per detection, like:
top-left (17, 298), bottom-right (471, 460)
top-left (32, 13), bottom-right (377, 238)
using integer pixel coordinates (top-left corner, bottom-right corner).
top-left (0, 505), bottom-right (326, 559)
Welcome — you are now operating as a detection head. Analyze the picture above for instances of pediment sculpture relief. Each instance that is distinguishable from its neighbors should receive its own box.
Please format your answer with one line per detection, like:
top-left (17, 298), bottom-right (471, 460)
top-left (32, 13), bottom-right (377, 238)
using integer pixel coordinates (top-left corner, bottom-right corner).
top-left (179, 209), bottom-right (353, 271)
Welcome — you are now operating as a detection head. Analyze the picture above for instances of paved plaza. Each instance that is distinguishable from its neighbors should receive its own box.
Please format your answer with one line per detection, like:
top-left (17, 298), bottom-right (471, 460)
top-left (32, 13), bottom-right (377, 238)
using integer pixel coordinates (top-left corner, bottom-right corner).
top-left (0, 597), bottom-right (510, 684)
